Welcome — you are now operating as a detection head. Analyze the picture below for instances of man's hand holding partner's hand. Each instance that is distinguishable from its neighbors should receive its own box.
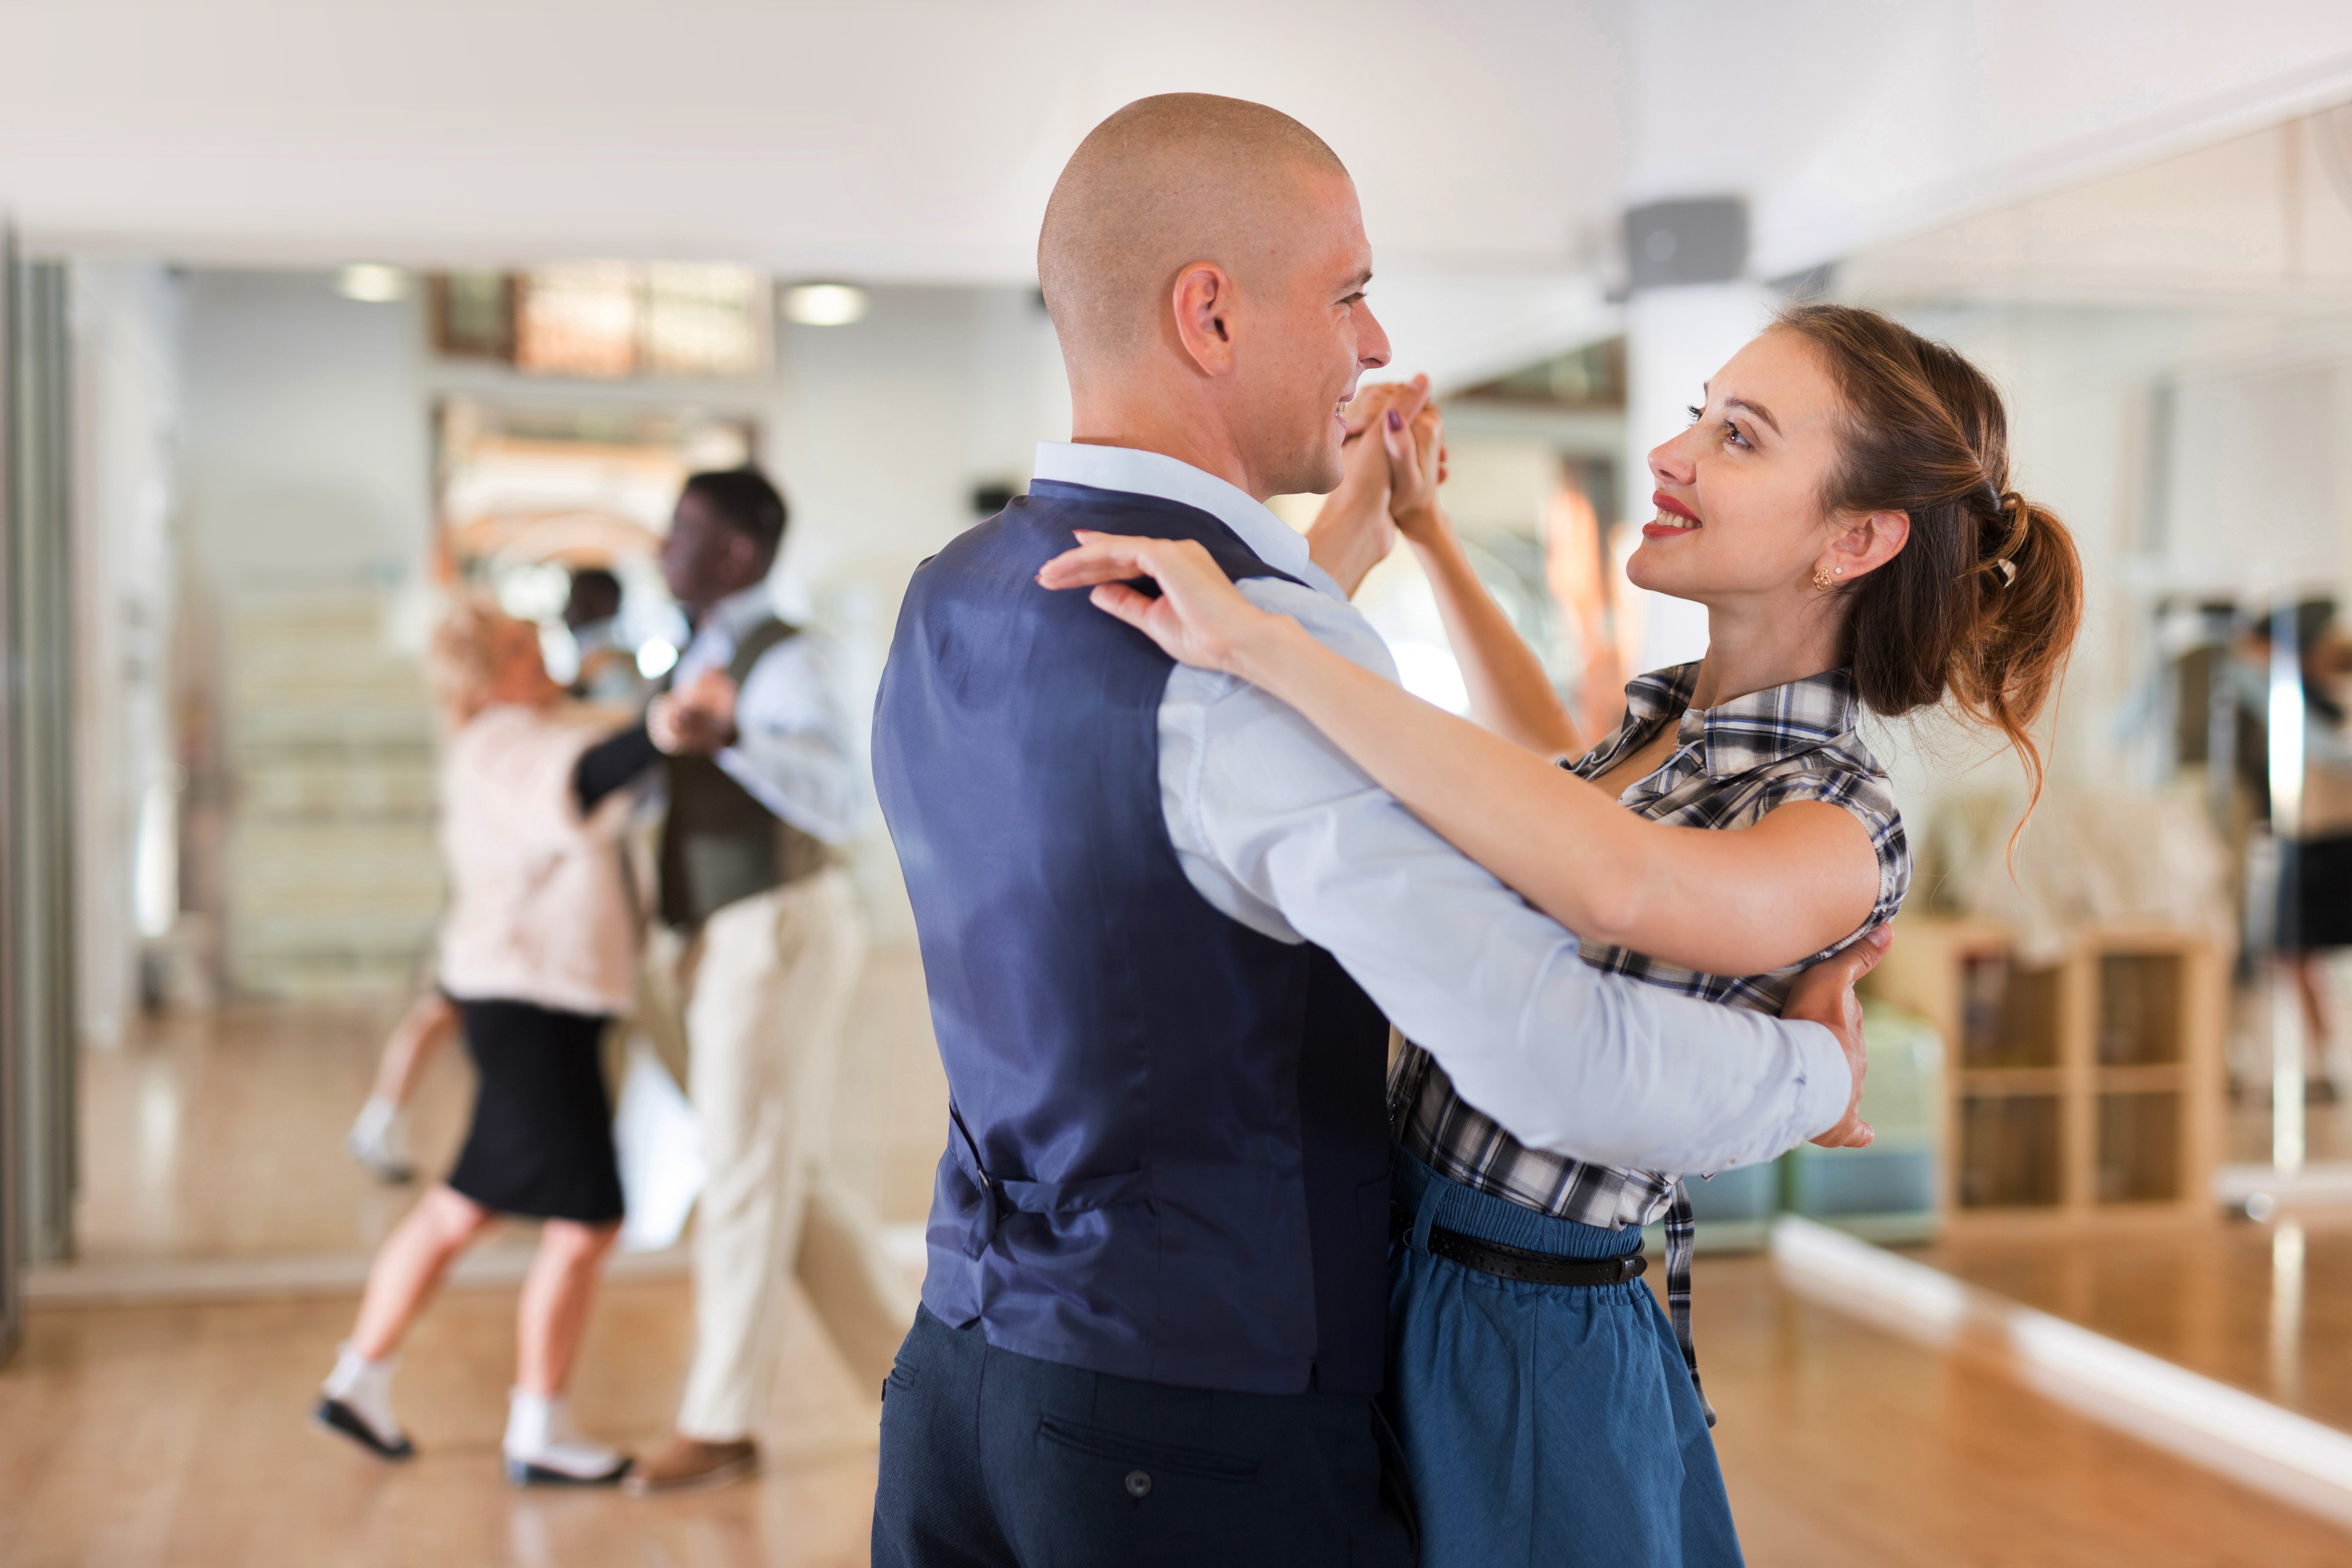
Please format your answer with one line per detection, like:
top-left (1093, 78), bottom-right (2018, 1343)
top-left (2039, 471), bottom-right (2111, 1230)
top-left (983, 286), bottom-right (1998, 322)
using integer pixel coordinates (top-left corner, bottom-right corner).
top-left (1779, 925), bottom-right (1893, 1149)
top-left (1384, 389), bottom-right (1449, 543)
top-left (1306, 377), bottom-right (1422, 596)
top-left (1037, 532), bottom-right (1293, 678)
top-left (647, 668), bottom-right (740, 756)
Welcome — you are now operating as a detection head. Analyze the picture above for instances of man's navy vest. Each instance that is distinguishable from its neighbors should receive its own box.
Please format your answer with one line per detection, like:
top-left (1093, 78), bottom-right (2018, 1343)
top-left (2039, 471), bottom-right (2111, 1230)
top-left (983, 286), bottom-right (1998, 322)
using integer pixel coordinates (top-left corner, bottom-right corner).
top-left (871, 481), bottom-right (1392, 1396)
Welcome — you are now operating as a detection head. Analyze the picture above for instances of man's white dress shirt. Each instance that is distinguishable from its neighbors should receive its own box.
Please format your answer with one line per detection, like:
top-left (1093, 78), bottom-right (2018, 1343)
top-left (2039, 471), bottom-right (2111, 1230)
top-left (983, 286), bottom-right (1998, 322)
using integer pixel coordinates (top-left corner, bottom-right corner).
top-left (1031, 442), bottom-right (1851, 1174)
top-left (672, 583), bottom-right (864, 845)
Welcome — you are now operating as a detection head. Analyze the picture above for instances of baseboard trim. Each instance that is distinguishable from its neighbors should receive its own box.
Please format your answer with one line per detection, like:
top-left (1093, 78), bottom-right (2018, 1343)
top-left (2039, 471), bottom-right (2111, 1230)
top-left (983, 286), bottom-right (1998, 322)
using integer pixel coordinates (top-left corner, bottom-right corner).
top-left (1773, 1215), bottom-right (2352, 1528)
top-left (27, 1222), bottom-right (934, 1307)
top-left (27, 1241), bottom-right (691, 1306)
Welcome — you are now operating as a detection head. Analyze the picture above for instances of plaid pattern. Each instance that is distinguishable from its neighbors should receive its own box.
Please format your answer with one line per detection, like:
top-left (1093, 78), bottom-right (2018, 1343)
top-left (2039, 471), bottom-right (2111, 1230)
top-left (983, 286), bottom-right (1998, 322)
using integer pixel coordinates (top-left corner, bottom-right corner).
top-left (1389, 662), bottom-right (1911, 1421)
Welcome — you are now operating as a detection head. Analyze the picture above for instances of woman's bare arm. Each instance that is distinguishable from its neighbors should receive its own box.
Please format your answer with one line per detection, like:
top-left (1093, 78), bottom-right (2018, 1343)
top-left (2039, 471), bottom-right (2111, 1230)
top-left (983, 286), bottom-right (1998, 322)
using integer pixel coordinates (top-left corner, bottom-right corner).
top-left (1378, 404), bottom-right (1580, 756)
top-left (1405, 501), bottom-right (1583, 758)
top-left (1038, 533), bottom-right (1881, 976)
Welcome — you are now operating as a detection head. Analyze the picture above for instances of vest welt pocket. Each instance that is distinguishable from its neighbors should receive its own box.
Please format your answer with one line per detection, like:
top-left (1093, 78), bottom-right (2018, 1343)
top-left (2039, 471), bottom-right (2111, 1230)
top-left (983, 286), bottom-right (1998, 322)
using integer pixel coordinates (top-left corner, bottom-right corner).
top-left (1034, 1416), bottom-right (1259, 1482)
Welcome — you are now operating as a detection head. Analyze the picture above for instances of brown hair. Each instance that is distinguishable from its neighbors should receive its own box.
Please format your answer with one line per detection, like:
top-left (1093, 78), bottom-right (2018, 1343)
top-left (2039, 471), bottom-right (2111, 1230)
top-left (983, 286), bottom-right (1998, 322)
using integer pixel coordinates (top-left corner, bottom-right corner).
top-left (1774, 303), bottom-right (2084, 815)
top-left (428, 597), bottom-right (526, 728)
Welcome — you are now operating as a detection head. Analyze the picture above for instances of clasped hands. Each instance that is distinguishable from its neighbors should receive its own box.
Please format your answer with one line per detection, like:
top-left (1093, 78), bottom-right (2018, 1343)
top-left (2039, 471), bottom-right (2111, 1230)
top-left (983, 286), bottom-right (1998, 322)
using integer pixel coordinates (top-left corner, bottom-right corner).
top-left (646, 667), bottom-right (740, 756)
top-left (1306, 375), bottom-right (1450, 598)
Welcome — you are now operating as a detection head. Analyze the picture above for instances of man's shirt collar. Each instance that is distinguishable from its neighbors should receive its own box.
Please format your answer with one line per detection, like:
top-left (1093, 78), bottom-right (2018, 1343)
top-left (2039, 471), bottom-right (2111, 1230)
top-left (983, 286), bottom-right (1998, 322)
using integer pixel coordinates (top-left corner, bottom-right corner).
top-left (696, 582), bottom-right (779, 644)
top-left (1031, 441), bottom-right (1343, 600)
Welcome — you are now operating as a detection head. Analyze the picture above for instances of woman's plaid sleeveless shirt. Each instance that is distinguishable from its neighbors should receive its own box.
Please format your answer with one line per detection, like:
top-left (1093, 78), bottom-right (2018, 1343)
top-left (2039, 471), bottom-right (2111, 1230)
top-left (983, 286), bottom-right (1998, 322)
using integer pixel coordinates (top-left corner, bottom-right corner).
top-left (1387, 662), bottom-right (1911, 1412)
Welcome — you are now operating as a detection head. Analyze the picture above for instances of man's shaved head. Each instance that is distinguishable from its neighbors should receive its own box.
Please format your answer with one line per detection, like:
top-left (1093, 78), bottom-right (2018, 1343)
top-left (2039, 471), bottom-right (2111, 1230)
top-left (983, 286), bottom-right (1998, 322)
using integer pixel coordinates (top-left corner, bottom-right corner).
top-left (1040, 94), bottom-right (1350, 367)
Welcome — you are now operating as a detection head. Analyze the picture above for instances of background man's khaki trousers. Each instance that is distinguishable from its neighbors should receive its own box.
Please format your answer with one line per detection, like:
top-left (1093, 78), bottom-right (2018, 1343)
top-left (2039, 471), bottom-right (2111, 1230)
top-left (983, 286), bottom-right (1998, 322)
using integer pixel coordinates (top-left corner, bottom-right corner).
top-left (643, 867), bottom-right (916, 1441)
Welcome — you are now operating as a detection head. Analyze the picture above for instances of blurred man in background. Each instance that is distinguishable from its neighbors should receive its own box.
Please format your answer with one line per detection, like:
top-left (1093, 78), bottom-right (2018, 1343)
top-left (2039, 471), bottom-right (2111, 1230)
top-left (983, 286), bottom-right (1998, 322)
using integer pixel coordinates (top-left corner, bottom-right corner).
top-left (625, 468), bottom-right (914, 1494)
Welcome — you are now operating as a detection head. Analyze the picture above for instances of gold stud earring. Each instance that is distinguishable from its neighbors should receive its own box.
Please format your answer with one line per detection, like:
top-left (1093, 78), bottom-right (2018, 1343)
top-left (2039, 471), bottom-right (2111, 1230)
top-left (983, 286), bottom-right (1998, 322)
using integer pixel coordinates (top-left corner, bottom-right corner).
top-left (1813, 566), bottom-right (1835, 592)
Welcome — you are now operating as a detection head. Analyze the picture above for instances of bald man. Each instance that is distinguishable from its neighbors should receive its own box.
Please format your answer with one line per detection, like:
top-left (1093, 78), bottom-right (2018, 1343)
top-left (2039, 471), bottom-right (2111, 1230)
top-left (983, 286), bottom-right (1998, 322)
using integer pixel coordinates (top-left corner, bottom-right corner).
top-left (870, 95), bottom-right (1874, 1567)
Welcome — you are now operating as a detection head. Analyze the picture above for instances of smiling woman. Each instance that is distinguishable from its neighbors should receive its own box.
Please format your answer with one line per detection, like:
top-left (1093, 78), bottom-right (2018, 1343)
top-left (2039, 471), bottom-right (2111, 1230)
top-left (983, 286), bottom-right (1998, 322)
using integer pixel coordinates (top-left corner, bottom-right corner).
top-left (1770, 303), bottom-right (2083, 811)
top-left (1037, 300), bottom-right (2085, 1568)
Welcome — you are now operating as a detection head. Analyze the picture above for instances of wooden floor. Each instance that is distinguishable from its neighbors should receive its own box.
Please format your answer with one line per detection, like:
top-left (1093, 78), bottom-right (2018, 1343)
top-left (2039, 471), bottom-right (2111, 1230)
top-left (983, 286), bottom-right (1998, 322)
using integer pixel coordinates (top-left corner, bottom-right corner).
top-left (23, 971), bottom-right (2352, 1562)
top-left (0, 1276), bottom-right (880, 1568)
top-left (1917, 1211), bottom-right (2352, 1429)
top-left (6, 1253), bottom-right (2350, 1566)
top-left (1700, 1255), bottom-right (2352, 1567)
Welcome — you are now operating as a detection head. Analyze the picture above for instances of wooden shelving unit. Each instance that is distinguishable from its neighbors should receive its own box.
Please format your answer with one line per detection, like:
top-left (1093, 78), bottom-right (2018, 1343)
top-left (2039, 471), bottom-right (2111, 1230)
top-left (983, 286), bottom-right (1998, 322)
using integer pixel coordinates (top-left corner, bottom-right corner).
top-left (1862, 916), bottom-right (2225, 1231)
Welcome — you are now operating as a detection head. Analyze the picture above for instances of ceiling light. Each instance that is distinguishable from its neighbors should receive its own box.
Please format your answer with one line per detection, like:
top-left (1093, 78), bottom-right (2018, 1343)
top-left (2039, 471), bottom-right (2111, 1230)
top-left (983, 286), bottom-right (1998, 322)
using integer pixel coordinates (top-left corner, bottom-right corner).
top-left (781, 282), bottom-right (868, 326)
top-left (337, 263), bottom-right (410, 303)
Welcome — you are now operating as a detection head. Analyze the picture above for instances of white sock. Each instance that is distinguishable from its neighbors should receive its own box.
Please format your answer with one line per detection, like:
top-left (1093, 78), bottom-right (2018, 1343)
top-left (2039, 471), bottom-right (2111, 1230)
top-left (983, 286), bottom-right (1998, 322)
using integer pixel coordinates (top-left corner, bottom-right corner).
top-left (322, 1343), bottom-right (404, 1445)
top-left (349, 1097), bottom-right (398, 1146)
top-left (504, 1390), bottom-right (625, 1479)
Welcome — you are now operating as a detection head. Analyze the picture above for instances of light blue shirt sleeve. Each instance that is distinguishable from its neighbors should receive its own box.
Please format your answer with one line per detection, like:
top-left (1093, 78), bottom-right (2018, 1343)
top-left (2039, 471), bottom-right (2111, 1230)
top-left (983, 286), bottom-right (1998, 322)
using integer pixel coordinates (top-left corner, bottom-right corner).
top-left (712, 631), bottom-right (867, 845)
top-left (1158, 576), bottom-right (1854, 1174)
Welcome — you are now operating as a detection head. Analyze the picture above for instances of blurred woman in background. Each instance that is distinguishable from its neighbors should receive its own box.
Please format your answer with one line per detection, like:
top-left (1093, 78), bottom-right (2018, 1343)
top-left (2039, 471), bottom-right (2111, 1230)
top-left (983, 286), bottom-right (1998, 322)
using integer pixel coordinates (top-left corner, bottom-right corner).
top-left (2248, 600), bottom-right (2352, 1098)
top-left (313, 601), bottom-right (675, 1485)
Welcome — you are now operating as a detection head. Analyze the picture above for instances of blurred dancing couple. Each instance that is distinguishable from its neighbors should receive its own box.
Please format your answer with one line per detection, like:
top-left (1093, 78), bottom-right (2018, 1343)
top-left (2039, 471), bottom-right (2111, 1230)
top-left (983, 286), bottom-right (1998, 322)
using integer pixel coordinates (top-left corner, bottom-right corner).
top-left (870, 94), bottom-right (2080, 1567)
top-left (316, 469), bottom-right (909, 1489)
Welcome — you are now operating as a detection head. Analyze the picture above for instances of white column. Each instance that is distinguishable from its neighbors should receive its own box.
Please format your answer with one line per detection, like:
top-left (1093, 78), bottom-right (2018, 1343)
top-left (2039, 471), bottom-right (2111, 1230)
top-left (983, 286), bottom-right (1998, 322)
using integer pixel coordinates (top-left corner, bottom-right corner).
top-left (69, 260), bottom-right (184, 1045)
top-left (1622, 281), bottom-right (1771, 674)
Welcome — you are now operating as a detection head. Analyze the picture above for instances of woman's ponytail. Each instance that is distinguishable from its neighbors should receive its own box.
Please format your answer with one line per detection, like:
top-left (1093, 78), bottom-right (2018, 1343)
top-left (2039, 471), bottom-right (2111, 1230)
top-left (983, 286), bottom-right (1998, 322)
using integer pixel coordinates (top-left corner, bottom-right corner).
top-left (1776, 305), bottom-right (2085, 824)
top-left (1952, 492), bottom-right (2083, 814)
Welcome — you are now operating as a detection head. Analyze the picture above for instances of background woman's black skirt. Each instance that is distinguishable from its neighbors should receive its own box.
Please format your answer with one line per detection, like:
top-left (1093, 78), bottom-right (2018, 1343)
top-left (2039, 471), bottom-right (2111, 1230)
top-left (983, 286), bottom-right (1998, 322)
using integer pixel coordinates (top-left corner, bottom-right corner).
top-left (445, 997), bottom-right (625, 1223)
top-left (2278, 833), bottom-right (2352, 952)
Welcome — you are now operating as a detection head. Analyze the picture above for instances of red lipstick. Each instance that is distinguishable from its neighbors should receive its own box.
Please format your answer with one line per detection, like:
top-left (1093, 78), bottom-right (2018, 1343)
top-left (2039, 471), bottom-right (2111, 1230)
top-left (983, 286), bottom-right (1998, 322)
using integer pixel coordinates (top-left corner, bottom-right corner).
top-left (1643, 490), bottom-right (1702, 540)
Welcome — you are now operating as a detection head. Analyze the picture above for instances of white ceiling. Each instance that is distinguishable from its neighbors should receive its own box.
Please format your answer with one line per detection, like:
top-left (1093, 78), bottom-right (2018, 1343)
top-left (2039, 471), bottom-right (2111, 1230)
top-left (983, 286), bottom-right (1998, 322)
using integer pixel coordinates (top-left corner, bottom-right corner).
top-left (0, 0), bottom-right (1624, 280)
top-left (9, 1), bottom-right (2352, 383)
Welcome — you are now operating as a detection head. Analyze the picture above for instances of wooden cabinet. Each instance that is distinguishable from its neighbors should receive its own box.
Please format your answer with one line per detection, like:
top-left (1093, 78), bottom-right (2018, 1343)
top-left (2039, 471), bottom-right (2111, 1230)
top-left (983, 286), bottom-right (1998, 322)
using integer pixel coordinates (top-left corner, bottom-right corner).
top-left (1862, 916), bottom-right (2224, 1230)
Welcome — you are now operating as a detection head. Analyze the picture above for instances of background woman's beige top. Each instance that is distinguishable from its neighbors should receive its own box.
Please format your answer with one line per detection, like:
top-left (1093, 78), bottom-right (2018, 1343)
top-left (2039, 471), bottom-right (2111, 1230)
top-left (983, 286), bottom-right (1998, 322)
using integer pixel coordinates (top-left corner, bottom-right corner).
top-left (436, 703), bottom-right (640, 1016)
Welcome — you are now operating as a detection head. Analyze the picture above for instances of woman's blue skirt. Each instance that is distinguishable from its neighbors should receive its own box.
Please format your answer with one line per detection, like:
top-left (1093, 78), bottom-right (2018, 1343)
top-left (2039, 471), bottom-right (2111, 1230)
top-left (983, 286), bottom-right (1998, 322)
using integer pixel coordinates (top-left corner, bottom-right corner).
top-left (1383, 1144), bottom-right (1743, 1567)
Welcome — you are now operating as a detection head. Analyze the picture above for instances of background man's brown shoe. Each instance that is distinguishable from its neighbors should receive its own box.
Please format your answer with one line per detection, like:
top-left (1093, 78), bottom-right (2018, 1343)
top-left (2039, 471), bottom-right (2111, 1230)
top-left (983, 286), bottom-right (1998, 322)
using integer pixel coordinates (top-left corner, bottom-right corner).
top-left (622, 1434), bottom-right (759, 1494)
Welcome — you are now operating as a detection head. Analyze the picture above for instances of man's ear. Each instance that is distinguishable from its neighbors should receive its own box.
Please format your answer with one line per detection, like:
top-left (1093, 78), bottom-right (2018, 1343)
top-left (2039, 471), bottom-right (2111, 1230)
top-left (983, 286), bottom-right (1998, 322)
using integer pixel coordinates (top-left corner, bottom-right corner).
top-left (724, 528), bottom-right (767, 586)
top-left (1170, 261), bottom-right (1239, 378)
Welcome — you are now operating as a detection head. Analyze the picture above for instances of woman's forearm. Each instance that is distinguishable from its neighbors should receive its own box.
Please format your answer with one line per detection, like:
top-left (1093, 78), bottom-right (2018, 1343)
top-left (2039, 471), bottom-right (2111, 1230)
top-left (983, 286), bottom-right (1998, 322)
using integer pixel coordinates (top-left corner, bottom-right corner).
top-left (1404, 507), bottom-right (1580, 759)
top-left (1230, 617), bottom-right (1877, 975)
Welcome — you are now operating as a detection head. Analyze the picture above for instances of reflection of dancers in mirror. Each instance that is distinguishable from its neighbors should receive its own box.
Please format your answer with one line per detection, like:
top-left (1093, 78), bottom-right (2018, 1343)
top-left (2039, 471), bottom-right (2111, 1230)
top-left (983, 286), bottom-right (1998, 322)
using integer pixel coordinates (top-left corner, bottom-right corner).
top-left (1044, 303), bottom-right (2083, 1564)
top-left (345, 567), bottom-right (647, 1186)
top-left (315, 602), bottom-right (678, 1485)
top-left (2248, 601), bottom-right (2352, 1100)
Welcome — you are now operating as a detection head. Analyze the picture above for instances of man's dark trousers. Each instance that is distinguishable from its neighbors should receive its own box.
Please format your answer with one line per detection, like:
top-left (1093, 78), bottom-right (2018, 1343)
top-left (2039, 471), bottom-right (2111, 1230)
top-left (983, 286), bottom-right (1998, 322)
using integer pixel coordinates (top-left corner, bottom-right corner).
top-left (873, 1307), bottom-right (1413, 1568)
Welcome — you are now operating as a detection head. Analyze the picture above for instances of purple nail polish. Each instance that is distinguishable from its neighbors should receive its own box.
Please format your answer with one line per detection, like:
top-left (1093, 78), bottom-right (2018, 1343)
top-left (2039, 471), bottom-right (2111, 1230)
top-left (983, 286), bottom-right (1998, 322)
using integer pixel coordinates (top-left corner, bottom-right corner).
top-left (1386, 409), bottom-right (1403, 431)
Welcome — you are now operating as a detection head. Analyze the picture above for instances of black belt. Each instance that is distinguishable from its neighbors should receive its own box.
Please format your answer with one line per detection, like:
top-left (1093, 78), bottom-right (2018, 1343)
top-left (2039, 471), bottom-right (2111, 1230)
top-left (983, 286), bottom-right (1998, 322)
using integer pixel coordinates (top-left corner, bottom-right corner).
top-left (1390, 1205), bottom-right (1647, 1287)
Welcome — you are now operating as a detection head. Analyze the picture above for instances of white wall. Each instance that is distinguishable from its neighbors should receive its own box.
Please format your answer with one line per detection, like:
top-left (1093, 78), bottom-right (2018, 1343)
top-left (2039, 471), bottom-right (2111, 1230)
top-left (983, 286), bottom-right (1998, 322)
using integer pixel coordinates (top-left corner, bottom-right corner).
top-left (181, 272), bottom-right (435, 590)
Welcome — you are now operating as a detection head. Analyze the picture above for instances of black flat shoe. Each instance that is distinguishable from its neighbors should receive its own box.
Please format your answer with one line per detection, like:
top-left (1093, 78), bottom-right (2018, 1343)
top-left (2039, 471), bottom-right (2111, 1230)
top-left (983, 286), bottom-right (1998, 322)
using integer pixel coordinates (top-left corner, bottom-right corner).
top-left (313, 1395), bottom-right (416, 1461)
top-left (504, 1455), bottom-right (632, 1487)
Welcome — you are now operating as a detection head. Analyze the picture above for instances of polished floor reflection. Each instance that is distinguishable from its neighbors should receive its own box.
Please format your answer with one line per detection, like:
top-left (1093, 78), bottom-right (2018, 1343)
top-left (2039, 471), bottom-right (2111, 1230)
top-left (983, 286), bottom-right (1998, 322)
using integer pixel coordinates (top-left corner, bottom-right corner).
top-left (72, 948), bottom-right (946, 1266)
top-left (1700, 1253), bottom-right (2352, 1565)
top-left (1915, 1212), bottom-right (2352, 1431)
top-left (78, 996), bottom-right (463, 1260)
